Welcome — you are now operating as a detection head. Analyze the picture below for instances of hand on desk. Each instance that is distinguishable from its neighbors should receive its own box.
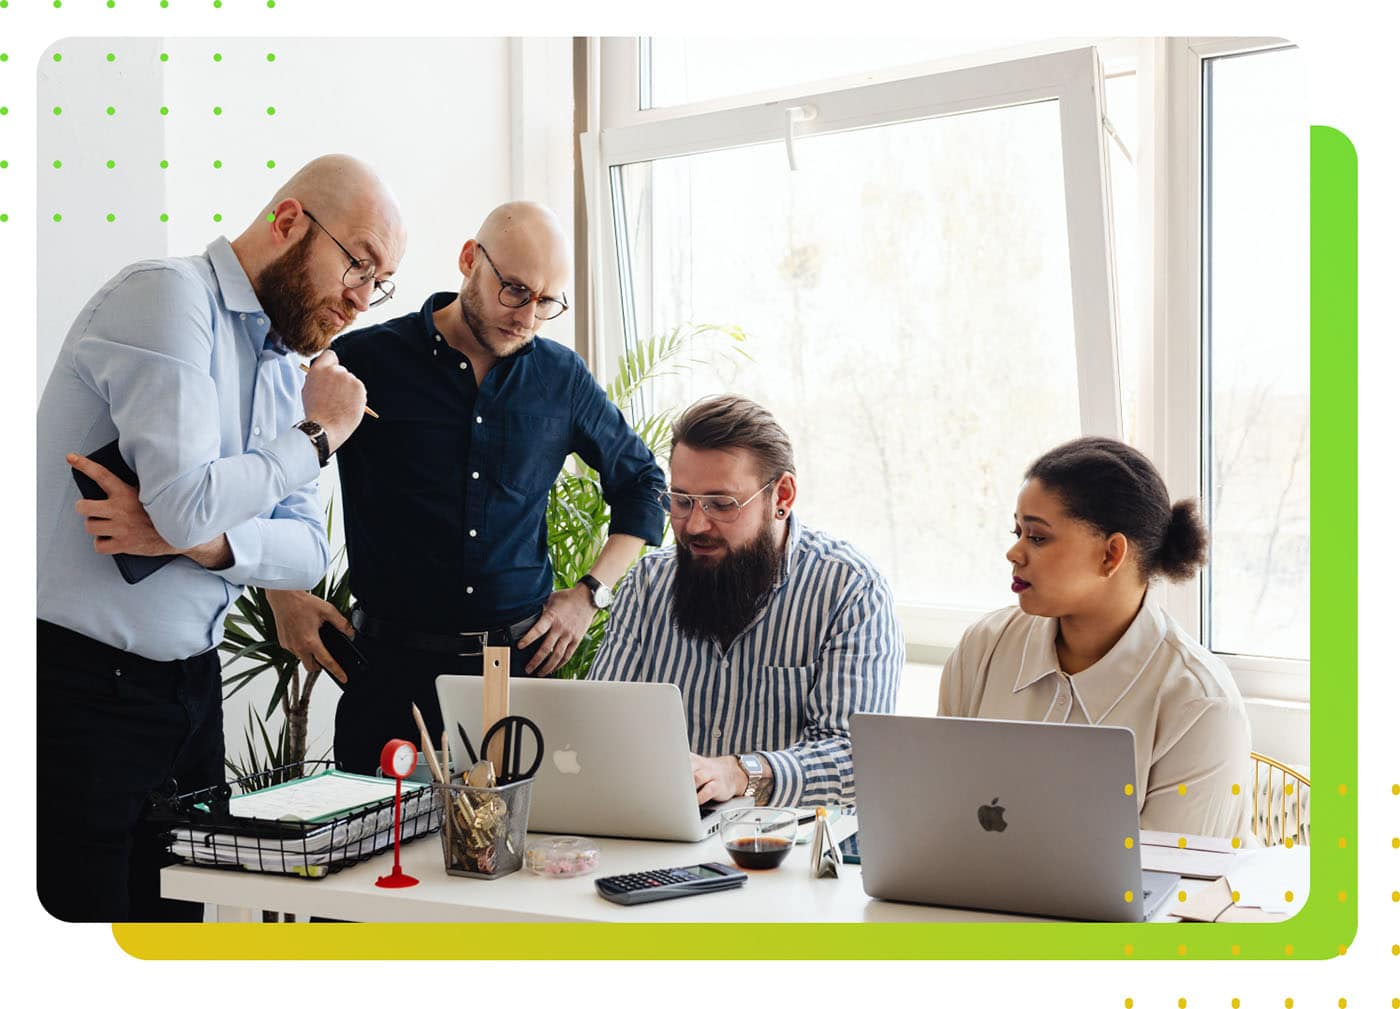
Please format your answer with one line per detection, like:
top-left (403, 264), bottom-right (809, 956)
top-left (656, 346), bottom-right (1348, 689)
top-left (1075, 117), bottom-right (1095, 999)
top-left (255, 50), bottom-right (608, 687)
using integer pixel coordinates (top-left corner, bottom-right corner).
top-left (266, 589), bottom-right (356, 683)
top-left (692, 753), bottom-right (747, 805)
top-left (517, 585), bottom-right (594, 677)
top-left (68, 452), bottom-right (231, 567)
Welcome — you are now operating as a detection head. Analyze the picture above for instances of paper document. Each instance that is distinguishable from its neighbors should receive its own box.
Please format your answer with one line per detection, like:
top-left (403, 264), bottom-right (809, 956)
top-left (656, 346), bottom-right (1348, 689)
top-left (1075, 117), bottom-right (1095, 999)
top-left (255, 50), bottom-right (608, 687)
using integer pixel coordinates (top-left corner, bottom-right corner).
top-left (1140, 829), bottom-right (1238, 854)
top-left (226, 769), bottom-right (424, 823)
top-left (1225, 846), bottom-right (1309, 913)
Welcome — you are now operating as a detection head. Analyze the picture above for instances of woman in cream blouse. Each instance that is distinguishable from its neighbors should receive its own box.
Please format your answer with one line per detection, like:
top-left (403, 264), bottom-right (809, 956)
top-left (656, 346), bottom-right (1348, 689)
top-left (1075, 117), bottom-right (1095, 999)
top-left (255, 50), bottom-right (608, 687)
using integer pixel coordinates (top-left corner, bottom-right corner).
top-left (939, 437), bottom-right (1253, 840)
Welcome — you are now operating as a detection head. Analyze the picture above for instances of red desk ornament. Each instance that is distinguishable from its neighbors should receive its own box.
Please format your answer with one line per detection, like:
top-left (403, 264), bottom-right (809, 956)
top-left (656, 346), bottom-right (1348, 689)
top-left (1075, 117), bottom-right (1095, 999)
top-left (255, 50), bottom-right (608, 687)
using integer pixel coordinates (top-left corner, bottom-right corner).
top-left (375, 738), bottom-right (420, 888)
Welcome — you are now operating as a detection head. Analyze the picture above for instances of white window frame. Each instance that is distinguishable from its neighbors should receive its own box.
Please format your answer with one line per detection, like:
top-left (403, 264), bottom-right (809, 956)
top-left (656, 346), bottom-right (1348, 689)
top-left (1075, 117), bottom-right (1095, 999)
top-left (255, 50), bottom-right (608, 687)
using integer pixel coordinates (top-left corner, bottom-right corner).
top-left (1143, 36), bottom-right (1307, 704)
top-left (582, 37), bottom-right (1309, 710)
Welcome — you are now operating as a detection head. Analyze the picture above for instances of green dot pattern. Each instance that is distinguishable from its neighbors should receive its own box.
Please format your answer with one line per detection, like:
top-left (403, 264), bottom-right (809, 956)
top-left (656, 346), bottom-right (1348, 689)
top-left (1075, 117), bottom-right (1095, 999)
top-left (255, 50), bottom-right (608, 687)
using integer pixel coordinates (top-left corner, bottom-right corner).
top-left (160, 213), bottom-right (169, 222)
top-left (213, 53), bottom-right (223, 63)
top-left (53, 213), bottom-right (62, 222)
top-left (106, 213), bottom-right (116, 222)
top-left (0, 161), bottom-right (7, 169)
top-left (106, 160), bottom-right (115, 169)
top-left (106, 53), bottom-right (116, 63)
top-left (52, 160), bottom-right (62, 169)
top-left (160, 107), bottom-right (169, 116)
top-left (0, 54), bottom-right (7, 63)
top-left (213, 213), bottom-right (223, 222)
top-left (53, 107), bottom-right (62, 116)
top-left (160, 53), bottom-right (169, 63)
top-left (0, 108), bottom-right (8, 117)
top-left (106, 107), bottom-right (116, 116)
top-left (213, 106), bottom-right (222, 116)
top-left (267, 53), bottom-right (276, 62)
top-left (266, 213), bottom-right (276, 222)
top-left (160, 160), bottom-right (170, 169)
top-left (266, 160), bottom-right (276, 169)
top-left (0, 215), bottom-right (8, 223)
top-left (52, 53), bottom-right (62, 63)
top-left (161, 0), bottom-right (169, 7)
top-left (266, 107), bottom-right (276, 116)
top-left (213, 160), bottom-right (222, 169)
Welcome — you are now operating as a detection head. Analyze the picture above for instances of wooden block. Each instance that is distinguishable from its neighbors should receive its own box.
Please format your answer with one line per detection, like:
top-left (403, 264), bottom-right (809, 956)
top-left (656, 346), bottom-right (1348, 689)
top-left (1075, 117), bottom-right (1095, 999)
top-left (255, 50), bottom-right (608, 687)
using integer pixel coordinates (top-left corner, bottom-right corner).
top-left (483, 645), bottom-right (511, 774)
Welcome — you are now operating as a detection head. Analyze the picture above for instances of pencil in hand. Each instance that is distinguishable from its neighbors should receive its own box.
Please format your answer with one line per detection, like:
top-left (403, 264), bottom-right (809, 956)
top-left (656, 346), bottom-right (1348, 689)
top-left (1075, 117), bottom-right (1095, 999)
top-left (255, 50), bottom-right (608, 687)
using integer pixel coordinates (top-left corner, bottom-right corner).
top-left (297, 362), bottom-right (379, 419)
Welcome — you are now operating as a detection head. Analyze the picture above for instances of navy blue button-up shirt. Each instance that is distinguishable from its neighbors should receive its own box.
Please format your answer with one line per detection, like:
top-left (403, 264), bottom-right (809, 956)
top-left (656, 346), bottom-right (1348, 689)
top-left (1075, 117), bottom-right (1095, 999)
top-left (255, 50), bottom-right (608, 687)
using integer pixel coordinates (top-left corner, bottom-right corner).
top-left (332, 292), bottom-right (666, 633)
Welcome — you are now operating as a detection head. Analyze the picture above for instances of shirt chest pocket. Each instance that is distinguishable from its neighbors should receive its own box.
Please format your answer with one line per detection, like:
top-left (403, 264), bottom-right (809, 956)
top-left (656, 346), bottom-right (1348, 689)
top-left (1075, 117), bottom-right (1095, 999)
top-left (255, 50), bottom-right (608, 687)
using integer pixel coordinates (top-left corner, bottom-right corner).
top-left (494, 412), bottom-right (570, 495)
top-left (743, 663), bottom-right (814, 749)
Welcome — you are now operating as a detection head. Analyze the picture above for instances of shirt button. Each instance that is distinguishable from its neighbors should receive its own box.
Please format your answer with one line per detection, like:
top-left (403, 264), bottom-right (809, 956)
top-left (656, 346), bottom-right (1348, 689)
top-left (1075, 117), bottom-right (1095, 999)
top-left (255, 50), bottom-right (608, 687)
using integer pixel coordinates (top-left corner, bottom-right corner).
top-left (433, 349), bottom-right (438, 357)
top-left (114, 668), bottom-right (122, 677)
top-left (459, 362), bottom-right (468, 371)
top-left (435, 334), bottom-right (442, 342)
top-left (465, 586), bottom-right (474, 594)
top-left (472, 471), bottom-right (480, 480)
top-left (253, 426), bottom-right (262, 437)
top-left (711, 728), bottom-right (722, 740)
top-left (475, 415), bottom-right (483, 424)
top-left (469, 529), bottom-right (477, 537)
top-left (239, 313), bottom-right (247, 320)
top-left (258, 317), bottom-right (267, 325)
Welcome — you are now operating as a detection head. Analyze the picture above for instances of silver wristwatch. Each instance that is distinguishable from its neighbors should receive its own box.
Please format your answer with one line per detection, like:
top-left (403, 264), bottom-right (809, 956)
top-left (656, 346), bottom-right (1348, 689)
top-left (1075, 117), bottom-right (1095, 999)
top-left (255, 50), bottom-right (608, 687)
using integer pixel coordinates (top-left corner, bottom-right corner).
top-left (737, 753), bottom-right (764, 798)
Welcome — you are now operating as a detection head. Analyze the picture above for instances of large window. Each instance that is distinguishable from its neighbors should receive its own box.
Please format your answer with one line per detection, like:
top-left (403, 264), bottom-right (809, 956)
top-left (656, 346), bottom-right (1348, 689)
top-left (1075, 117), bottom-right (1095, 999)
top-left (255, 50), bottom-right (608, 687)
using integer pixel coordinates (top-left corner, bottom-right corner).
top-left (1202, 46), bottom-right (1309, 663)
top-left (594, 47), bottom-right (1121, 636)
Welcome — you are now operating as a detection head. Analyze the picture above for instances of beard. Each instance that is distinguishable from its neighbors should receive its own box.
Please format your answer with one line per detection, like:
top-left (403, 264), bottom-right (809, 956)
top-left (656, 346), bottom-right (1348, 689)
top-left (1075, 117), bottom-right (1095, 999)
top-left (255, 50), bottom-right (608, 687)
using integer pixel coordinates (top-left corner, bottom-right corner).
top-left (255, 229), bottom-right (356, 356)
top-left (458, 282), bottom-right (534, 360)
top-left (670, 526), bottom-right (784, 646)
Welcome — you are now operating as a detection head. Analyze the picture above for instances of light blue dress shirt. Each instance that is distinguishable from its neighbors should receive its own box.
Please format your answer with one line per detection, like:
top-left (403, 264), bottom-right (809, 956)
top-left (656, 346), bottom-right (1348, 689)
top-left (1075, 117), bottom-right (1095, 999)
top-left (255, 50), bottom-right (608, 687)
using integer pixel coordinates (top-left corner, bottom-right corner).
top-left (38, 237), bottom-right (328, 661)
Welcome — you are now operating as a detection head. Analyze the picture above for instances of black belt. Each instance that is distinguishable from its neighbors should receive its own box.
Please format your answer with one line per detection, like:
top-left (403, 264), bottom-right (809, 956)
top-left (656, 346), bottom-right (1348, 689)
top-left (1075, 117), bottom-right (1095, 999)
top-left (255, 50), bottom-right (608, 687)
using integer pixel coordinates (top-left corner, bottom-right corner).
top-left (350, 606), bottom-right (539, 657)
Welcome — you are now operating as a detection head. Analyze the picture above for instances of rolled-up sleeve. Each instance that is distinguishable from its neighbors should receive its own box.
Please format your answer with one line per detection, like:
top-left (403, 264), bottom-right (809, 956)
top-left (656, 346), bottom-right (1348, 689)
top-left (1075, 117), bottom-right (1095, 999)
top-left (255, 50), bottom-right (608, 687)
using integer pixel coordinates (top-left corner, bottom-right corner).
top-left (567, 360), bottom-right (666, 546)
top-left (71, 265), bottom-right (322, 552)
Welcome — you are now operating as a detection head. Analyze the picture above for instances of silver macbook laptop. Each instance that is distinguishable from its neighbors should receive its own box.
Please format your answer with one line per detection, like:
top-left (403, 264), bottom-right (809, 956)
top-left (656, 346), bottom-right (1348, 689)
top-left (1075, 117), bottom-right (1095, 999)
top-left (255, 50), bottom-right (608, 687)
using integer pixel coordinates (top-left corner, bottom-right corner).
top-left (851, 714), bottom-right (1179, 922)
top-left (436, 677), bottom-right (748, 842)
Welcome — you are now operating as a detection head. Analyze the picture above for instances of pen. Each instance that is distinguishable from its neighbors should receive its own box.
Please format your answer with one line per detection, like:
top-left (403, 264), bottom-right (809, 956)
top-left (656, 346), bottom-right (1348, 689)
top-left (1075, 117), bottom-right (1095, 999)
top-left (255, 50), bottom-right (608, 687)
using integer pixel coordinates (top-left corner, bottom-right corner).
top-left (298, 362), bottom-right (380, 419)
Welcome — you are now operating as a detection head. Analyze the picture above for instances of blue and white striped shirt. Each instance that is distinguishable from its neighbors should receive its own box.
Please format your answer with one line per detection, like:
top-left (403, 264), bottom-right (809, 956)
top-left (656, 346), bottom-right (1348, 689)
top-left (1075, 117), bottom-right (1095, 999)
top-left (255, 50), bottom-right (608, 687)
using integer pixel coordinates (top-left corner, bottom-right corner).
top-left (588, 515), bottom-right (903, 807)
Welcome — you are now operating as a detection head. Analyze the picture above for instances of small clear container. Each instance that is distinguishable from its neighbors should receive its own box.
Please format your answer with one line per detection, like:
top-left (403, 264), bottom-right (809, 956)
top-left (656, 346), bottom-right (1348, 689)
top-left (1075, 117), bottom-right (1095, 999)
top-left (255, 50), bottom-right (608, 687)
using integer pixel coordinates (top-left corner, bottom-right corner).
top-left (525, 836), bottom-right (600, 878)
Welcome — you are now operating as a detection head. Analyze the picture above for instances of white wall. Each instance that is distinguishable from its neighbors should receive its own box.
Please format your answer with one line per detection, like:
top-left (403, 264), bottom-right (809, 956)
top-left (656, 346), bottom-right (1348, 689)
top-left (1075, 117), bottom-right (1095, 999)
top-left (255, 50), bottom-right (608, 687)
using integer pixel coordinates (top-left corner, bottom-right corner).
top-left (38, 37), bottom-right (549, 773)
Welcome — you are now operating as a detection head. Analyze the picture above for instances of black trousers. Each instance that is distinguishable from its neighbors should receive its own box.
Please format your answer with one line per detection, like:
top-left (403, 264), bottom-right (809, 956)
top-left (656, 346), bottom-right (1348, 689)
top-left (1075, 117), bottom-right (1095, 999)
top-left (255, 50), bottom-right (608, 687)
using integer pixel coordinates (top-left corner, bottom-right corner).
top-left (332, 631), bottom-right (542, 776)
top-left (36, 619), bottom-right (224, 923)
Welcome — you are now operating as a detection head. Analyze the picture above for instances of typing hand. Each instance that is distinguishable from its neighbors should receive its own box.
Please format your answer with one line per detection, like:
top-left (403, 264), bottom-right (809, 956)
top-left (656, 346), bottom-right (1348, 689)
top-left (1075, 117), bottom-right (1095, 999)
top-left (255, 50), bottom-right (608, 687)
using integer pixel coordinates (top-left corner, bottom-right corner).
top-left (692, 753), bottom-right (746, 806)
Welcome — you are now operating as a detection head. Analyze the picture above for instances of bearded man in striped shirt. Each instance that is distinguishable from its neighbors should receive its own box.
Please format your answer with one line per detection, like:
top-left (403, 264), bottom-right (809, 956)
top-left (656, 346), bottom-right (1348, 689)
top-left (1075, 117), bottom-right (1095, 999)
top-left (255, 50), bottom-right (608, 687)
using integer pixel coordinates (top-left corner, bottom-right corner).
top-left (588, 395), bottom-right (903, 808)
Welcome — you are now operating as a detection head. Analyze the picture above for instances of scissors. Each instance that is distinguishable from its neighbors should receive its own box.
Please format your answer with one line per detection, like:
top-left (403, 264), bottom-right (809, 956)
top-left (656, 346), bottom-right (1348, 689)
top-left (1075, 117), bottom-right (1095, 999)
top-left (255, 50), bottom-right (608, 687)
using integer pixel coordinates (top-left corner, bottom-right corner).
top-left (456, 715), bottom-right (544, 786)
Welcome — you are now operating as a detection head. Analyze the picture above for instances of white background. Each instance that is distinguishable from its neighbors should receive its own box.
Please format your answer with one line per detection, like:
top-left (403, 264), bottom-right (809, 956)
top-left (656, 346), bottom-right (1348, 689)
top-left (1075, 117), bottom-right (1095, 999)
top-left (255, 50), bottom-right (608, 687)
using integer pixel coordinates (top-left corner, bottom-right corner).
top-left (4, 2), bottom-right (1393, 1007)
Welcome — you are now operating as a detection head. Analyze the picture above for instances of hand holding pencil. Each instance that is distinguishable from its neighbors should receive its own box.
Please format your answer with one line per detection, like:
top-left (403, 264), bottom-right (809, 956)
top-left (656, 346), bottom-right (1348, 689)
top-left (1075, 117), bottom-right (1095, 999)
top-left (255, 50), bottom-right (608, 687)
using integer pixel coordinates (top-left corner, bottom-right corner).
top-left (298, 349), bottom-right (373, 454)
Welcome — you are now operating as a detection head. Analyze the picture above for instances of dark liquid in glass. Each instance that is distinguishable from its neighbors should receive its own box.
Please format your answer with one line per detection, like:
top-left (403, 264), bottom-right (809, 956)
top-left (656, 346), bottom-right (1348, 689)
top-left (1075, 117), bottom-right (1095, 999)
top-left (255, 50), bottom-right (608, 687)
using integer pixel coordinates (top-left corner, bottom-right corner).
top-left (725, 835), bottom-right (793, 869)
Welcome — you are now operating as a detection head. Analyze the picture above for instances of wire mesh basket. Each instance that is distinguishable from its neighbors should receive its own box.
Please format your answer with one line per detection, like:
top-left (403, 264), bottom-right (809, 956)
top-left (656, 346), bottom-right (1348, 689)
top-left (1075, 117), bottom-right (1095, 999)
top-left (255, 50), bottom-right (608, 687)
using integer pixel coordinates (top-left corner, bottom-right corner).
top-left (437, 777), bottom-right (532, 879)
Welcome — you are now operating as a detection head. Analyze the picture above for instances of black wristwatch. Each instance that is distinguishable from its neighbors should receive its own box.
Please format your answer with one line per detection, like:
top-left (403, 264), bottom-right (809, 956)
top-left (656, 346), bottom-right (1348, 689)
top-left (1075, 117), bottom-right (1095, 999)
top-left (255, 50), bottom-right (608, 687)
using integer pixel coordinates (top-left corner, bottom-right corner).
top-left (577, 574), bottom-right (613, 610)
top-left (294, 419), bottom-right (331, 468)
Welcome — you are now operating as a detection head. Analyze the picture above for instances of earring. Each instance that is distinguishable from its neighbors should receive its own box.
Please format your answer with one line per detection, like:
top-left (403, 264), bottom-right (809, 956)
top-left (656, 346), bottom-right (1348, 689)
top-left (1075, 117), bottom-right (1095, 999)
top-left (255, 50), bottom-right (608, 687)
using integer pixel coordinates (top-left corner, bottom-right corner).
top-left (776, 509), bottom-right (786, 517)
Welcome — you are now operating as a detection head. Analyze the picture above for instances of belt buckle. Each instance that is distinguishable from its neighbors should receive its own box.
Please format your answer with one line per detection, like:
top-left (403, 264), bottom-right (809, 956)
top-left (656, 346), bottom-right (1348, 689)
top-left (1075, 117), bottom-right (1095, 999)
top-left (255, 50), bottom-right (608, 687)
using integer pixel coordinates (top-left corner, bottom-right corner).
top-left (455, 630), bottom-right (489, 658)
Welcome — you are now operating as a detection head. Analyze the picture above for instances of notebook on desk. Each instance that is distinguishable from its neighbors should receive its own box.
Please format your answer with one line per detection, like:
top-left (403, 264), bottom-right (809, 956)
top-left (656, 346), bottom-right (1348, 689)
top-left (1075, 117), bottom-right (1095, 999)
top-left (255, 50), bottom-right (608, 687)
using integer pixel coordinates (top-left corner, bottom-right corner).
top-left (436, 678), bottom-right (749, 842)
top-left (851, 714), bottom-right (1179, 922)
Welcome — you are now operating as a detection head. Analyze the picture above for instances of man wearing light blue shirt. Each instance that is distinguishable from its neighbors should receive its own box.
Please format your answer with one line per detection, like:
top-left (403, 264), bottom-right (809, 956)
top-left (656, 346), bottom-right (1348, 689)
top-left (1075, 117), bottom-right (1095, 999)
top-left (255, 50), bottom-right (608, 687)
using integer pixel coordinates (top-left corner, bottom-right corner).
top-left (589, 395), bottom-right (903, 809)
top-left (36, 154), bottom-right (405, 921)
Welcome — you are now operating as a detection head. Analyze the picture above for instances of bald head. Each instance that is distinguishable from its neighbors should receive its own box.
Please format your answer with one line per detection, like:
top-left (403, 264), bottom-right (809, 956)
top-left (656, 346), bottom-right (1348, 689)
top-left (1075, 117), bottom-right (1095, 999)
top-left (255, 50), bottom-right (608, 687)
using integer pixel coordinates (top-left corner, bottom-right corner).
top-left (475, 201), bottom-right (571, 278)
top-left (265, 154), bottom-right (403, 238)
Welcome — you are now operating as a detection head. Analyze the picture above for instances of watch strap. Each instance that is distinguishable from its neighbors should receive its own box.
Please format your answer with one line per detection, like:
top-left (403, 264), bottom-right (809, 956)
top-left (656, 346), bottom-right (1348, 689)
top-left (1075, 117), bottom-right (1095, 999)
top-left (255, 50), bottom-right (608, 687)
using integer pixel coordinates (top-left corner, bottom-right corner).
top-left (294, 419), bottom-right (331, 468)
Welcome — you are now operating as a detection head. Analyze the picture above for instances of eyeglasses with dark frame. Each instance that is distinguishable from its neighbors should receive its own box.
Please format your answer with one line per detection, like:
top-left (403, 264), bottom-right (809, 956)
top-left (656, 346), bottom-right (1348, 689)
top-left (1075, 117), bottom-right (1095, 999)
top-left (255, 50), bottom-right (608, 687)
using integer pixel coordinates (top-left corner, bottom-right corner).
top-left (302, 209), bottom-right (396, 307)
top-left (660, 481), bottom-right (774, 524)
top-left (476, 243), bottom-right (569, 321)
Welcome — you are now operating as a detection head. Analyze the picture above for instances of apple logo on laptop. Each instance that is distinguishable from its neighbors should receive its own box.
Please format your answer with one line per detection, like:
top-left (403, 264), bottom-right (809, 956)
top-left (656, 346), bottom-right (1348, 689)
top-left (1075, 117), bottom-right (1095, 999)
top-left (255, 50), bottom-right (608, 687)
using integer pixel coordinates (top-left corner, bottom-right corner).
top-left (977, 797), bottom-right (1007, 832)
top-left (552, 745), bottom-right (582, 775)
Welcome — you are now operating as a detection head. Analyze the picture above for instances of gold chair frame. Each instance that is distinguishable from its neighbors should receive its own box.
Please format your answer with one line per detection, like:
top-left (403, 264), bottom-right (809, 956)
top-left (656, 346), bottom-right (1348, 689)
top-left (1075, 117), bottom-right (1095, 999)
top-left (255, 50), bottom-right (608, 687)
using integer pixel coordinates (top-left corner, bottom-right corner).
top-left (1250, 751), bottom-right (1310, 847)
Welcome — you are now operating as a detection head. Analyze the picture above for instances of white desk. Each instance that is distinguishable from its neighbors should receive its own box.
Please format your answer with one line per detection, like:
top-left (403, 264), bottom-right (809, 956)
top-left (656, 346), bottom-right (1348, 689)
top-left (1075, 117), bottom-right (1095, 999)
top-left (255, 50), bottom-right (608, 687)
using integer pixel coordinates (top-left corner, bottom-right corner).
top-left (160, 823), bottom-right (1244, 924)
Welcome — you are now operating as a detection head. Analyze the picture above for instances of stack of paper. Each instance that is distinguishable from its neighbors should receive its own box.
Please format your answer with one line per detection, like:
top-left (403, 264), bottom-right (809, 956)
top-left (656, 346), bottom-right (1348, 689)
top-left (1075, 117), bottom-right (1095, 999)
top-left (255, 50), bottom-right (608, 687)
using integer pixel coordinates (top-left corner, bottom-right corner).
top-left (1139, 830), bottom-right (1239, 879)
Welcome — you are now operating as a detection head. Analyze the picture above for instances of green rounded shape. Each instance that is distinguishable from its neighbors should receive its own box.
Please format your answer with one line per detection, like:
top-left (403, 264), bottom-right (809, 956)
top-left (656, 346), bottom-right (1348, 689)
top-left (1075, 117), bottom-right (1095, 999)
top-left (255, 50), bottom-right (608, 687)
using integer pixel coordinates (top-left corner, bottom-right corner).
top-left (106, 159), bottom-right (115, 168)
top-left (0, 108), bottom-right (8, 117)
top-left (266, 106), bottom-right (276, 116)
top-left (106, 53), bottom-right (116, 62)
top-left (52, 213), bottom-right (62, 222)
top-left (268, 0), bottom-right (276, 7)
top-left (213, 0), bottom-right (221, 7)
top-left (266, 53), bottom-right (276, 62)
top-left (52, 160), bottom-right (62, 169)
top-left (52, 53), bottom-right (62, 63)
top-left (213, 159), bottom-right (222, 169)
top-left (0, 160), bottom-right (6, 169)
top-left (1, 54), bottom-right (9, 62)
top-left (160, 53), bottom-right (169, 62)
top-left (160, 213), bottom-right (169, 222)
top-left (266, 159), bottom-right (275, 169)
top-left (106, 213), bottom-right (116, 222)
top-left (266, 212), bottom-right (276, 222)
top-left (212, 106), bottom-right (222, 116)
top-left (161, 0), bottom-right (168, 6)
top-left (107, 1), bottom-right (115, 9)
top-left (53, 1), bottom-right (62, 9)
top-left (213, 53), bottom-right (222, 63)
top-left (0, 214), bottom-right (8, 223)
top-left (106, 106), bottom-right (115, 116)
top-left (213, 213), bottom-right (223, 222)
top-left (52, 107), bottom-right (62, 116)
top-left (160, 106), bottom-right (169, 115)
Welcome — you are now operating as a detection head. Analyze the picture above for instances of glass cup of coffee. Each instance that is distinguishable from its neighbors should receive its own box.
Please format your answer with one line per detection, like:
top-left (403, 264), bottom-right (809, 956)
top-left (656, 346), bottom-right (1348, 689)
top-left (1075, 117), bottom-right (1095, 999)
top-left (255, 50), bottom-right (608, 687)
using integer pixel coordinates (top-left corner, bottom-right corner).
top-left (720, 807), bottom-right (799, 869)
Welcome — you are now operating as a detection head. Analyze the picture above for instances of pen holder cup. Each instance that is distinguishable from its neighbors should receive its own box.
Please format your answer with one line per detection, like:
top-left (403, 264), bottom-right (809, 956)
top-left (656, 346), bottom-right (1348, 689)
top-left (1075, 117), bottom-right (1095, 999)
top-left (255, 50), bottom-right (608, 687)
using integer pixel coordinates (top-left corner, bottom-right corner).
top-left (436, 778), bottom-right (533, 880)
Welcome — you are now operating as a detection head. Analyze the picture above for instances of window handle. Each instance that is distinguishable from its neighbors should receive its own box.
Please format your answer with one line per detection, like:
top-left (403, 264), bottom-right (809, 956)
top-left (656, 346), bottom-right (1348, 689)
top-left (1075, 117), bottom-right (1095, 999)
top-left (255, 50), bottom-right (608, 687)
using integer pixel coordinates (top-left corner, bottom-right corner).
top-left (785, 105), bottom-right (818, 171)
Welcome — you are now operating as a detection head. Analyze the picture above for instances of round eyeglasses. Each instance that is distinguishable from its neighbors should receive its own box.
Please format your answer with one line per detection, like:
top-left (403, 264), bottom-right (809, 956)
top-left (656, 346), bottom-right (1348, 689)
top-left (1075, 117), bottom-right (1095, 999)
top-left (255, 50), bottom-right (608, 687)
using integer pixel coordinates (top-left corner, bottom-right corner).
top-left (659, 482), bottom-right (773, 524)
top-left (304, 209), bottom-right (396, 307)
top-left (477, 243), bottom-right (569, 321)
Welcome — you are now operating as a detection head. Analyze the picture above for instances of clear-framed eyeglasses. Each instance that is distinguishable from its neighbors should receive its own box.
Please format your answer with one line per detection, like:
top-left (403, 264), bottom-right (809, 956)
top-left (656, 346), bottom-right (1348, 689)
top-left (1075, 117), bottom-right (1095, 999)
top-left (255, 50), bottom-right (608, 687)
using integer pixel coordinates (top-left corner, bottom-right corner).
top-left (660, 481), bottom-right (773, 524)
top-left (303, 208), bottom-right (396, 307)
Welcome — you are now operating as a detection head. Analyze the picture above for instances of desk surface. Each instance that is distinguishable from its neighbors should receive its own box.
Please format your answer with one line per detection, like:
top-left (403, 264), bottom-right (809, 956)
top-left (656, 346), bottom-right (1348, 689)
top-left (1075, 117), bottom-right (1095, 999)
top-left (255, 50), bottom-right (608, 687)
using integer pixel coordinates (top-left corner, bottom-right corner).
top-left (161, 822), bottom-right (1239, 924)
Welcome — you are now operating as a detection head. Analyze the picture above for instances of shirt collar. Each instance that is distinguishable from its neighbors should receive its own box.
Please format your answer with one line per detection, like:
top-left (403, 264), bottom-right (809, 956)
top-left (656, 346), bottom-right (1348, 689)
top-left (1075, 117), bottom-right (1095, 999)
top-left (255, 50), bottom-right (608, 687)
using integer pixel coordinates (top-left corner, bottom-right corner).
top-left (776, 511), bottom-right (803, 586)
top-left (206, 237), bottom-right (264, 314)
top-left (1011, 597), bottom-right (1170, 724)
top-left (421, 291), bottom-right (539, 358)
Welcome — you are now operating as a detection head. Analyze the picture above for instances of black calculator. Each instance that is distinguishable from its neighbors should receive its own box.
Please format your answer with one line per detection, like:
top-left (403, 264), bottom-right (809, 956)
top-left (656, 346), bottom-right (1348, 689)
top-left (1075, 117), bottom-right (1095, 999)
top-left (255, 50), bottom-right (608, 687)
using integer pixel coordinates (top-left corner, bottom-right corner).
top-left (595, 862), bottom-right (748, 905)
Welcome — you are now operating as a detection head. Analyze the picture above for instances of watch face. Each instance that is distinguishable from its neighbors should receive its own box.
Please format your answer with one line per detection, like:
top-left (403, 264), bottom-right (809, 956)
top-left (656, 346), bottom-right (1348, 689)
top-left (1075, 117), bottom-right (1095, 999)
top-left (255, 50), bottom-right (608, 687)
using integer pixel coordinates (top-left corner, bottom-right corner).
top-left (595, 584), bottom-right (613, 608)
top-left (740, 754), bottom-right (763, 776)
